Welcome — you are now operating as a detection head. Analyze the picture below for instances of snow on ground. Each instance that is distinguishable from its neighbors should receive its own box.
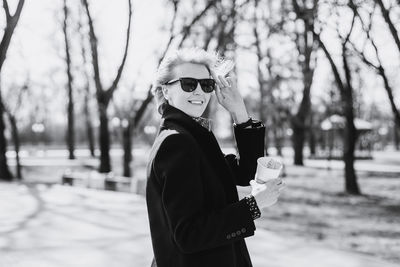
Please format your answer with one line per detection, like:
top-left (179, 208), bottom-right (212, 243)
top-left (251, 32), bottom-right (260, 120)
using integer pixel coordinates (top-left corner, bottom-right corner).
top-left (238, 166), bottom-right (400, 264)
top-left (4, 147), bottom-right (400, 265)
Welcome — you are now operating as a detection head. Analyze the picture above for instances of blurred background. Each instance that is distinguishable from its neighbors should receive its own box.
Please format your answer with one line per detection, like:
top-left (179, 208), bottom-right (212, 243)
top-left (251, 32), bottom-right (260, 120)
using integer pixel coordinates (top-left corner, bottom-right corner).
top-left (0, 0), bottom-right (399, 266)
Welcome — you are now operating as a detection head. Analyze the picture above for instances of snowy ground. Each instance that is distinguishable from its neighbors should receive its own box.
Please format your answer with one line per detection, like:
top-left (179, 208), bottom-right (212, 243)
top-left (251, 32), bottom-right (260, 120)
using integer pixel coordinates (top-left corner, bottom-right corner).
top-left (1, 182), bottom-right (398, 267)
top-left (238, 166), bottom-right (400, 264)
top-left (4, 147), bottom-right (400, 265)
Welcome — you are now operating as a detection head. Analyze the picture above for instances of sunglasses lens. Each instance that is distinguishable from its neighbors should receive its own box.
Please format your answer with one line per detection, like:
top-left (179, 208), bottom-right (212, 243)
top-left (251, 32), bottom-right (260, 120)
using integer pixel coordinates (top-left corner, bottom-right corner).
top-left (180, 78), bottom-right (197, 92)
top-left (199, 79), bottom-right (215, 93)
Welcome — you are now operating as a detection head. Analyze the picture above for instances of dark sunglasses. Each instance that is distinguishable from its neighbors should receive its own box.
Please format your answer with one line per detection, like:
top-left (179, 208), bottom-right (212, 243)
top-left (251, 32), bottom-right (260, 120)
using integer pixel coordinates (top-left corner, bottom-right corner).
top-left (164, 77), bottom-right (216, 93)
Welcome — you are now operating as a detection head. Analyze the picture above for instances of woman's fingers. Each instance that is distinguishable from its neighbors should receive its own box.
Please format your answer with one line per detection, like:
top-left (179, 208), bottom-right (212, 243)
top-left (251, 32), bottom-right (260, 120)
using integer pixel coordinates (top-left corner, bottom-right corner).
top-left (211, 69), bottom-right (224, 88)
top-left (265, 178), bottom-right (280, 187)
top-left (226, 73), bottom-right (236, 89)
top-left (215, 83), bottom-right (224, 100)
top-left (218, 75), bottom-right (230, 88)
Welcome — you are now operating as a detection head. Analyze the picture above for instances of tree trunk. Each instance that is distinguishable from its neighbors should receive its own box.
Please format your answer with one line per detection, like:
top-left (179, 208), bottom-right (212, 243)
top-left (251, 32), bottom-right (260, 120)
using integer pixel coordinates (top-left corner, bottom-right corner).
top-left (260, 109), bottom-right (269, 156)
top-left (342, 45), bottom-right (360, 195)
top-left (8, 115), bottom-right (22, 179)
top-left (0, 105), bottom-right (12, 181)
top-left (78, 4), bottom-right (95, 157)
top-left (273, 125), bottom-right (282, 156)
top-left (343, 109), bottom-right (360, 194)
top-left (83, 88), bottom-right (95, 157)
top-left (67, 92), bottom-right (75, 159)
top-left (122, 120), bottom-right (132, 177)
top-left (292, 124), bottom-right (305, 165)
top-left (63, 0), bottom-right (75, 160)
top-left (309, 111), bottom-right (316, 156)
top-left (394, 119), bottom-right (399, 151)
top-left (0, 0), bottom-right (25, 181)
top-left (253, 0), bottom-right (268, 156)
top-left (99, 104), bottom-right (111, 173)
top-left (291, 55), bottom-right (313, 165)
top-left (309, 129), bottom-right (316, 156)
top-left (258, 82), bottom-right (269, 156)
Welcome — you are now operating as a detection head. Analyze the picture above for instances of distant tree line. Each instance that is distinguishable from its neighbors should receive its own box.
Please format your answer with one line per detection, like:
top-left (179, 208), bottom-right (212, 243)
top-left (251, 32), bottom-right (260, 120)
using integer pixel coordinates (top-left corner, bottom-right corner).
top-left (1, 0), bottom-right (399, 196)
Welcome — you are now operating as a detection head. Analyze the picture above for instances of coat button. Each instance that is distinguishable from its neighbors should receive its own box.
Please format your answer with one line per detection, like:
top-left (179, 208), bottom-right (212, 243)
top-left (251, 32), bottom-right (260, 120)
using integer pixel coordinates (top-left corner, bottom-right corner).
top-left (241, 228), bottom-right (246, 233)
top-left (236, 230), bottom-right (241, 235)
top-left (226, 234), bottom-right (231, 240)
top-left (231, 232), bottom-right (236, 238)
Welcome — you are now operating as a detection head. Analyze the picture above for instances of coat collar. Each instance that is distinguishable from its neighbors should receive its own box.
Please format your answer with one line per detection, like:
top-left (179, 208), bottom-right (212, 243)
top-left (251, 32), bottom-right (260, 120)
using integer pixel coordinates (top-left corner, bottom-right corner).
top-left (160, 103), bottom-right (211, 138)
top-left (159, 103), bottom-right (238, 202)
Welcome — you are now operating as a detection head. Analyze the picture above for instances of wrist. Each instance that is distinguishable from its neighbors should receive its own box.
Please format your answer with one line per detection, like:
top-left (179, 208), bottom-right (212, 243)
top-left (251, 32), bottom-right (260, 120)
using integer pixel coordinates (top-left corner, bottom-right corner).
top-left (231, 106), bottom-right (249, 124)
top-left (244, 194), bottom-right (261, 220)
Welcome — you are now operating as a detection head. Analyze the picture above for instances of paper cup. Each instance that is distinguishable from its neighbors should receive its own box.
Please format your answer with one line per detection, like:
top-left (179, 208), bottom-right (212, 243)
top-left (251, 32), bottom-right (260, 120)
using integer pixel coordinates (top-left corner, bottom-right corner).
top-left (255, 156), bottom-right (283, 184)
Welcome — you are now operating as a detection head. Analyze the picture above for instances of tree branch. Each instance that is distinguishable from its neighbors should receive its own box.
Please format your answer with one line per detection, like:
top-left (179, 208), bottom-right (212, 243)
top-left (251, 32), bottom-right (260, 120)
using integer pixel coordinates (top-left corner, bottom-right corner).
top-left (156, 0), bottom-right (179, 65)
top-left (0, 0), bottom-right (25, 72)
top-left (81, 0), bottom-right (103, 94)
top-left (105, 0), bottom-right (133, 101)
top-left (313, 30), bottom-right (345, 93)
top-left (2, 0), bottom-right (11, 22)
top-left (374, 0), bottom-right (400, 53)
top-left (349, 0), bottom-right (400, 126)
top-left (177, 0), bottom-right (217, 47)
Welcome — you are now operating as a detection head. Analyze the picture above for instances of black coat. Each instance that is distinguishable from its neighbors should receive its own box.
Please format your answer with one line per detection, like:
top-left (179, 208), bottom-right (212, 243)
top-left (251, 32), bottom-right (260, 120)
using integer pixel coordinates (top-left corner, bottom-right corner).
top-left (146, 103), bottom-right (265, 267)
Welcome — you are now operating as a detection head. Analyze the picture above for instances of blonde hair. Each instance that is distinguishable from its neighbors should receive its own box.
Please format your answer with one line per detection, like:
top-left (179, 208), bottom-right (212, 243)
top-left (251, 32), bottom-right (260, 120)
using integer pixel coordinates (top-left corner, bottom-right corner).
top-left (152, 47), bottom-right (224, 114)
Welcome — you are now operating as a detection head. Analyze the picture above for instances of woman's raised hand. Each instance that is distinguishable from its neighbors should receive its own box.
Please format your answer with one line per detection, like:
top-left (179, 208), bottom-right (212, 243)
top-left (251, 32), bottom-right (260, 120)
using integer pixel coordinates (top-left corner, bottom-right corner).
top-left (210, 70), bottom-right (247, 119)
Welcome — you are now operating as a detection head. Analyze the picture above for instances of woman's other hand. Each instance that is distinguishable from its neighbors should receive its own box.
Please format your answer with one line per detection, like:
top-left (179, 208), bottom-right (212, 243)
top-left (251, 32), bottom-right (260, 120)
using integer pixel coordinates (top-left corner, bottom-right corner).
top-left (249, 178), bottom-right (285, 209)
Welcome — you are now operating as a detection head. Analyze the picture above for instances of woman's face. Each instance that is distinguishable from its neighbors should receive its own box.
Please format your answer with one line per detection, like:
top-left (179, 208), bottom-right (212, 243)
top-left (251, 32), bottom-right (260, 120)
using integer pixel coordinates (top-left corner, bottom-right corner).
top-left (163, 63), bottom-right (212, 118)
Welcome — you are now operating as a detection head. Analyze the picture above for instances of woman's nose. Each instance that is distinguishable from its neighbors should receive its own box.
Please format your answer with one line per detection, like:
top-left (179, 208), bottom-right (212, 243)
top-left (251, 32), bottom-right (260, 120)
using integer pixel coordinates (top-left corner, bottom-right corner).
top-left (193, 83), bottom-right (203, 95)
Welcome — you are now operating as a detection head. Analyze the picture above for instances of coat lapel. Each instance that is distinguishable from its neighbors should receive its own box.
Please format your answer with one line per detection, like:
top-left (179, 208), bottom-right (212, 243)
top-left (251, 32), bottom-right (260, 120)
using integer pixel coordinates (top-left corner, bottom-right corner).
top-left (159, 103), bottom-right (238, 203)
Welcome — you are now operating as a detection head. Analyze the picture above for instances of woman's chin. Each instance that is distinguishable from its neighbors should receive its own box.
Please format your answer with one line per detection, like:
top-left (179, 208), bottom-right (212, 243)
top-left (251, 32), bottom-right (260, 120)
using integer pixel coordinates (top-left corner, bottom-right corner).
top-left (180, 105), bottom-right (206, 118)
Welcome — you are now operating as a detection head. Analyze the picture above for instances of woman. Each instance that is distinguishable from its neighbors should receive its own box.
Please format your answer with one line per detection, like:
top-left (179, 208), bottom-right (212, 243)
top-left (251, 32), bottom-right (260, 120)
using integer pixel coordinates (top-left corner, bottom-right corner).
top-left (146, 48), bottom-right (284, 267)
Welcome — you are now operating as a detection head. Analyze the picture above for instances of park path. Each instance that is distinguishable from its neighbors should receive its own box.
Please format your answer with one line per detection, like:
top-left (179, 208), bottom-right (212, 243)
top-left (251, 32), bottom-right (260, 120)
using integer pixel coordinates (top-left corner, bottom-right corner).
top-left (0, 182), bottom-right (398, 267)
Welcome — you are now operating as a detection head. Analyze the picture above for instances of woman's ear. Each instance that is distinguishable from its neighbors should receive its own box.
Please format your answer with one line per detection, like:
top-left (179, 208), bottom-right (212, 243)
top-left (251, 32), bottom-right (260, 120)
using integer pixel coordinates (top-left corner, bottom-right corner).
top-left (162, 86), bottom-right (169, 100)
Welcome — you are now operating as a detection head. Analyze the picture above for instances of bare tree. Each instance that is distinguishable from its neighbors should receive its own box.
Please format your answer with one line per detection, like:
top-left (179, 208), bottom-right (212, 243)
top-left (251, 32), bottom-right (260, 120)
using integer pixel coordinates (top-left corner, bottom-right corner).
top-left (1, 81), bottom-right (28, 179)
top-left (0, 0), bottom-right (25, 181)
top-left (313, 8), bottom-right (361, 195)
top-left (112, 93), bottom-right (139, 177)
top-left (290, 0), bottom-right (319, 165)
top-left (78, 3), bottom-right (95, 157)
top-left (81, 0), bottom-right (132, 172)
top-left (252, 0), bottom-right (269, 154)
top-left (251, 0), bottom-right (288, 155)
top-left (62, 0), bottom-right (75, 159)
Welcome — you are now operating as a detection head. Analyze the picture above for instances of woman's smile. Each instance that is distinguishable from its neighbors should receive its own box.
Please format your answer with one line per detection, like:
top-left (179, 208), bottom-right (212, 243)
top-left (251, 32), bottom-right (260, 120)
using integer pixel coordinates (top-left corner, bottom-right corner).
top-left (188, 99), bottom-right (204, 105)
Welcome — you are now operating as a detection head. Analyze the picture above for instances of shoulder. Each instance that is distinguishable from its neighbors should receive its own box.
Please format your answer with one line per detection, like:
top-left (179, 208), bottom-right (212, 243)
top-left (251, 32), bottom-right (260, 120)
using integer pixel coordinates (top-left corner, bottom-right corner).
top-left (149, 129), bottom-right (198, 162)
top-left (152, 130), bottom-right (200, 176)
top-left (157, 130), bottom-right (198, 154)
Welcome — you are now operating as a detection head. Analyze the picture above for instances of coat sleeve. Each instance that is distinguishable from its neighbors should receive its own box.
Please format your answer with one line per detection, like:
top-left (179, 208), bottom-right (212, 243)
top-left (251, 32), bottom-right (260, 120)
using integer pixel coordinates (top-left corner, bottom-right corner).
top-left (153, 133), bottom-right (256, 254)
top-left (224, 122), bottom-right (266, 186)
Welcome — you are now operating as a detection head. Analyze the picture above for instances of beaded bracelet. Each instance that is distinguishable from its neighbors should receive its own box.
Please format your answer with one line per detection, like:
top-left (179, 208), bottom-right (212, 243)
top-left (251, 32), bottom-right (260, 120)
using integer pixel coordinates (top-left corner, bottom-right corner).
top-left (244, 195), bottom-right (261, 220)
